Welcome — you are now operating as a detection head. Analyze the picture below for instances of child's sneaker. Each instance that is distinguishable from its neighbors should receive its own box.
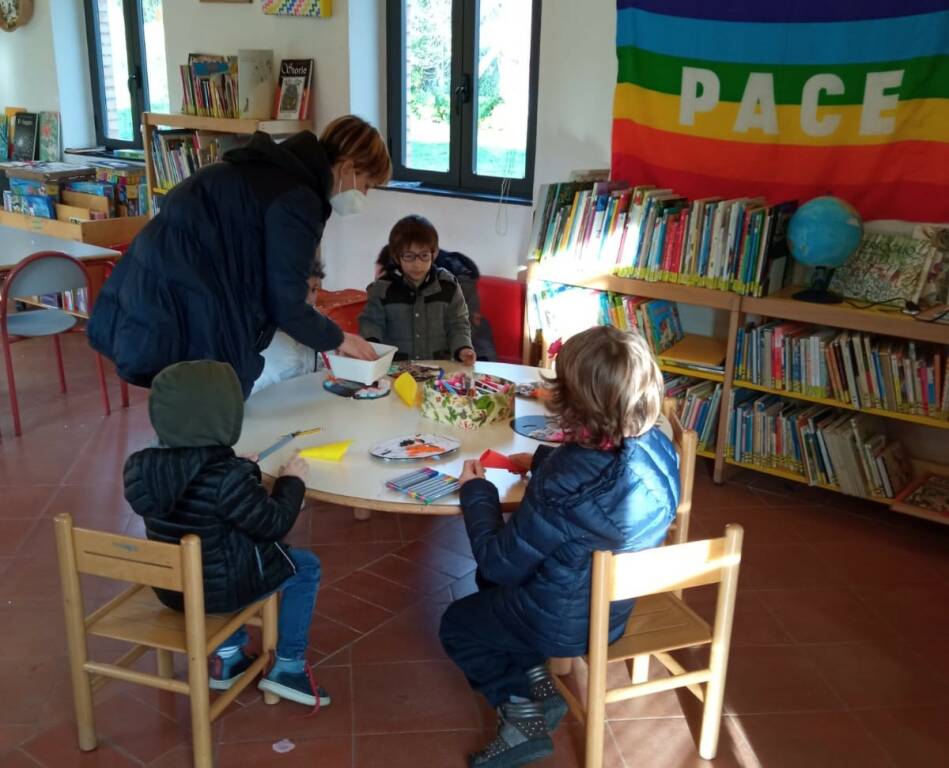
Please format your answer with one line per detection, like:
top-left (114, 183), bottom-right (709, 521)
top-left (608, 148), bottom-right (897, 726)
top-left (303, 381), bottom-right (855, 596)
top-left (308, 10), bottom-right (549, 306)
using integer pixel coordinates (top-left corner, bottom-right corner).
top-left (469, 701), bottom-right (553, 768)
top-left (525, 664), bottom-right (568, 731)
top-left (209, 650), bottom-right (256, 691)
top-left (258, 662), bottom-right (332, 708)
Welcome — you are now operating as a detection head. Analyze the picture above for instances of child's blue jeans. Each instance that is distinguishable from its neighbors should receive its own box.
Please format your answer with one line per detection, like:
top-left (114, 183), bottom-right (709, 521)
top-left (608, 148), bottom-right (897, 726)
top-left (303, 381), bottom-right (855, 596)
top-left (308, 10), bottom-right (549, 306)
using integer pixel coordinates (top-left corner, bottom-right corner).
top-left (216, 547), bottom-right (320, 661)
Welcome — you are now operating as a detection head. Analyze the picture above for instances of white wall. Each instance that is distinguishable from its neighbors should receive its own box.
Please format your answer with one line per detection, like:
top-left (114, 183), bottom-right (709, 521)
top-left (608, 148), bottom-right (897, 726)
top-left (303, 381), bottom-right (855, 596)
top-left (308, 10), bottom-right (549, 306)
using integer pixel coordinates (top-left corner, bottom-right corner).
top-left (0, 1), bottom-right (60, 113)
top-left (161, 0), bottom-right (351, 134)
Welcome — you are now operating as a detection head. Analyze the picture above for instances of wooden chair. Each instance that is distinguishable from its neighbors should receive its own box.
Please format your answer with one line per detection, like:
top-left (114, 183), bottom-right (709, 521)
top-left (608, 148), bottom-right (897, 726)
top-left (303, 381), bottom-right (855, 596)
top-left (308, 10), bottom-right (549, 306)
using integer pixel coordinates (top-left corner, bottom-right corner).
top-left (54, 513), bottom-right (280, 768)
top-left (554, 525), bottom-right (743, 766)
top-left (661, 397), bottom-right (697, 546)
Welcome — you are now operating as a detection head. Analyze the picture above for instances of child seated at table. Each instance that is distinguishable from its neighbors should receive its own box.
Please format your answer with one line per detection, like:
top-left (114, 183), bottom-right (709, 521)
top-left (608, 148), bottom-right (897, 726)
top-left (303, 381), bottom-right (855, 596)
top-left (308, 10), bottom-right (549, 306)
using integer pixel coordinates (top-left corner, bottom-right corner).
top-left (251, 256), bottom-right (326, 395)
top-left (124, 360), bottom-right (330, 709)
top-left (360, 215), bottom-right (475, 363)
top-left (439, 325), bottom-right (680, 767)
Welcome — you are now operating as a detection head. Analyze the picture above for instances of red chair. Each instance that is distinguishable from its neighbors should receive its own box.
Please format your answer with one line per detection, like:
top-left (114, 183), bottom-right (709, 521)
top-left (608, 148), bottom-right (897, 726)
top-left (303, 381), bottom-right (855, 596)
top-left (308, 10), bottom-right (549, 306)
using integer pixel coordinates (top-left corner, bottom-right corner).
top-left (1, 251), bottom-right (114, 436)
top-left (476, 276), bottom-right (525, 364)
top-left (317, 289), bottom-right (367, 334)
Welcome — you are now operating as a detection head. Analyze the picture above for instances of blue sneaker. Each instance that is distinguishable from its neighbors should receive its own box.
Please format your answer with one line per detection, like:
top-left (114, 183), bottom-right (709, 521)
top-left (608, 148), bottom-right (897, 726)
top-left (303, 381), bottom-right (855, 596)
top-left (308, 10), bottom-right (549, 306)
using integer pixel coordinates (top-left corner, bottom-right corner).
top-left (258, 664), bottom-right (332, 708)
top-left (209, 650), bottom-right (256, 691)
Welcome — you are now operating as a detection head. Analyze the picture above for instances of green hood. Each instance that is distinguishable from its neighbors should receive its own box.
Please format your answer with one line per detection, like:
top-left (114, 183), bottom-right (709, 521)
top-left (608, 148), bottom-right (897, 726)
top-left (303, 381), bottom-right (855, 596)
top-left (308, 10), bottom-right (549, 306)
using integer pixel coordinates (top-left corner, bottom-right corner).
top-left (149, 361), bottom-right (244, 448)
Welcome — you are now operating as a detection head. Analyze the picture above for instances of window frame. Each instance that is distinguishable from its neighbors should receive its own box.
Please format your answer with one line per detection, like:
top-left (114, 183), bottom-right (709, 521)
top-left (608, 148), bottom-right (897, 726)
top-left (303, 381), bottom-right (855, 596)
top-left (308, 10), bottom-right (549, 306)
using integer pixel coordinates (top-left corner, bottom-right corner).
top-left (386, 0), bottom-right (542, 201)
top-left (83, 0), bottom-right (151, 150)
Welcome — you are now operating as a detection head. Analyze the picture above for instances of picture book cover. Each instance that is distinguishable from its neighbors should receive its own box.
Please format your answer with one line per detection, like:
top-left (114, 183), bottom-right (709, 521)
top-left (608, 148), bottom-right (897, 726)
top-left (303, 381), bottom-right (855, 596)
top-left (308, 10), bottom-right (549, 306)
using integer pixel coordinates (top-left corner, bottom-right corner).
top-left (896, 473), bottom-right (949, 514)
top-left (274, 59), bottom-right (314, 120)
top-left (642, 300), bottom-right (683, 354)
top-left (0, 119), bottom-right (6, 162)
top-left (237, 49), bottom-right (274, 119)
top-left (829, 232), bottom-right (934, 305)
top-left (38, 111), bottom-right (60, 162)
top-left (11, 112), bottom-right (38, 161)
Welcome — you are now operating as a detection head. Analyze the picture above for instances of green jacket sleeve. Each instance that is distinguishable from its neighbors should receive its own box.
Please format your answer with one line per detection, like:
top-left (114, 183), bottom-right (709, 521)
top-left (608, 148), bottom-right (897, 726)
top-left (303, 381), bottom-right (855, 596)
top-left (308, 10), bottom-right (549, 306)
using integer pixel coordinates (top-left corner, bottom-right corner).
top-left (359, 280), bottom-right (388, 343)
top-left (447, 282), bottom-right (473, 358)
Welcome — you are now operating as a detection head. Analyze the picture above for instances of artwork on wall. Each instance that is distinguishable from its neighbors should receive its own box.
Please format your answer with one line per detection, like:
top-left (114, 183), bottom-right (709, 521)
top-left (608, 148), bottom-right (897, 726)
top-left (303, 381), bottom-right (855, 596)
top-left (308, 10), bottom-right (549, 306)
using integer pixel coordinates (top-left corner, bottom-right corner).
top-left (261, 0), bottom-right (332, 18)
top-left (1, 0), bottom-right (34, 31)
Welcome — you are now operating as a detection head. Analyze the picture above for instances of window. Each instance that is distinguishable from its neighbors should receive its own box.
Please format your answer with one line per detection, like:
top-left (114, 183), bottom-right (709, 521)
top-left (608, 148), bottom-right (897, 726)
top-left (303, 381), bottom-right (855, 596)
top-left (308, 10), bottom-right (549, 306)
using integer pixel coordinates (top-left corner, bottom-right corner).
top-left (386, 0), bottom-right (541, 200)
top-left (84, 0), bottom-right (169, 149)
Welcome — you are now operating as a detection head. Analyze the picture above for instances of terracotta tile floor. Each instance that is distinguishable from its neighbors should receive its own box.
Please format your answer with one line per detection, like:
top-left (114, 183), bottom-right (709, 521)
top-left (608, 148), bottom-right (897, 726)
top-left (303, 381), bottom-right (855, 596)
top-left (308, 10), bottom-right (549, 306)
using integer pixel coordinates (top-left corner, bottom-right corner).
top-left (1, 335), bottom-right (948, 767)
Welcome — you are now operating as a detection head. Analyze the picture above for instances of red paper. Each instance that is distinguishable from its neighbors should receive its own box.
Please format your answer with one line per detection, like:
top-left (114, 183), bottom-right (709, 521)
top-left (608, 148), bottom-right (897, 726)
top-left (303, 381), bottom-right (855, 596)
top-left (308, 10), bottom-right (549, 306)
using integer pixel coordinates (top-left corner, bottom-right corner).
top-left (479, 449), bottom-right (527, 475)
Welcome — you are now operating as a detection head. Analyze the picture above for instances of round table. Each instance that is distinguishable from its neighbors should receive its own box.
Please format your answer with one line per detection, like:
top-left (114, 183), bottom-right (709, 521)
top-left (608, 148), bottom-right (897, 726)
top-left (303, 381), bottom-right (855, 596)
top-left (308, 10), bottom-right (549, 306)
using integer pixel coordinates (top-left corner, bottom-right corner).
top-left (236, 361), bottom-right (553, 515)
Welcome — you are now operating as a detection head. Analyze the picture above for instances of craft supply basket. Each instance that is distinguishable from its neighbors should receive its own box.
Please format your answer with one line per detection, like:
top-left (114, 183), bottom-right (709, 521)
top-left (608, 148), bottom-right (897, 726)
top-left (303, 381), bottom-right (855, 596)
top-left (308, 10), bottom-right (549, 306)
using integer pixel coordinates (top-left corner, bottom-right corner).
top-left (420, 374), bottom-right (515, 430)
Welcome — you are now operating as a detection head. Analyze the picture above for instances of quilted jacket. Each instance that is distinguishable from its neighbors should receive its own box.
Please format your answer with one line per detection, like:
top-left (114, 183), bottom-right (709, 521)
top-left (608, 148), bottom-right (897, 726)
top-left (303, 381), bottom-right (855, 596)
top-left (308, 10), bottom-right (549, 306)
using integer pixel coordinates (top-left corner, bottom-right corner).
top-left (459, 427), bottom-right (679, 656)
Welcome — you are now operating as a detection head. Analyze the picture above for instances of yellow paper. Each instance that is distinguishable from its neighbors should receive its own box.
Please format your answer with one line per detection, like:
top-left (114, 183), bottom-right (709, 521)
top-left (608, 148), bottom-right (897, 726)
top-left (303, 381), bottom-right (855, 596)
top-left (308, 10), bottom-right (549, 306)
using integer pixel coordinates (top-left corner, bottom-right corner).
top-left (394, 372), bottom-right (418, 407)
top-left (299, 440), bottom-right (351, 462)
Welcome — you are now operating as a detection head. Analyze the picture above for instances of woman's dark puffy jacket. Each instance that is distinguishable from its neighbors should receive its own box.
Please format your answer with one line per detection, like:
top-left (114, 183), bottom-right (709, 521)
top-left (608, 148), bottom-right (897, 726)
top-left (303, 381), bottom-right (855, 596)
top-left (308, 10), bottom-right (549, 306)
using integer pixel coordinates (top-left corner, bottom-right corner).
top-left (123, 446), bottom-right (305, 613)
top-left (459, 427), bottom-right (679, 656)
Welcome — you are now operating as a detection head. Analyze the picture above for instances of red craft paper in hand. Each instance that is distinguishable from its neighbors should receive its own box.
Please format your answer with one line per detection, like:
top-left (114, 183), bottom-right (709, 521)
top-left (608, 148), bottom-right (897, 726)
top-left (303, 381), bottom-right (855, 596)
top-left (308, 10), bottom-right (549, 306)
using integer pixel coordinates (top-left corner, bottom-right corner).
top-left (479, 449), bottom-right (527, 475)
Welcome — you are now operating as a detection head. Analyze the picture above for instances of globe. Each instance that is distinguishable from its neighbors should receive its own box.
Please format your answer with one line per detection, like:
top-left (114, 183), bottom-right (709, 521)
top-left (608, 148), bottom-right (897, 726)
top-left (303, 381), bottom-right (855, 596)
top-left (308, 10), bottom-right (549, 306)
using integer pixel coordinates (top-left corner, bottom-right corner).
top-left (788, 196), bottom-right (863, 268)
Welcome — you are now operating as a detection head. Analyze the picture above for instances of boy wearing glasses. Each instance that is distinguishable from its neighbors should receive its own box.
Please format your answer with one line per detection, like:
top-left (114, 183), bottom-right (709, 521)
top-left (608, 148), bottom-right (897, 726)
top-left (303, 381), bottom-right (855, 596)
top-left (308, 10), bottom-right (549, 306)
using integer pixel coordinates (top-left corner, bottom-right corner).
top-left (360, 215), bottom-right (476, 364)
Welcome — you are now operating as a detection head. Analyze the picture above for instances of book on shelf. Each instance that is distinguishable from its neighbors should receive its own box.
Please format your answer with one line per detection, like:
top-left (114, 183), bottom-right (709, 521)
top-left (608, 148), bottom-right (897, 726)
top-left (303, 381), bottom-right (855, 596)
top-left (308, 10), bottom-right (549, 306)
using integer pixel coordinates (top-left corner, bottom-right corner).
top-left (11, 112), bottom-right (38, 161)
top-left (38, 112), bottom-right (61, 162)
top-left (734, 320), bottom-right (948, 420)
top-left (659, 335), bottom-right (726, 373)
top-left (274, 59), bottom-right (314, 120)
top-left (725, 390), bottom-right (912, 499)
top-left (237, 50), bottom-right (275, 119)
top-left (664, 374), bottom-right (722, 451)
top-left (180, 53), bottom-right (240, 119)
top-left (829, 231), bottom-right (938, 306)
top-left (530, 177), bottom-right (799, 297)
top-left (150, 129), bottom-right (245, 192)
top-left (894, 473), bottom-right (949, 516)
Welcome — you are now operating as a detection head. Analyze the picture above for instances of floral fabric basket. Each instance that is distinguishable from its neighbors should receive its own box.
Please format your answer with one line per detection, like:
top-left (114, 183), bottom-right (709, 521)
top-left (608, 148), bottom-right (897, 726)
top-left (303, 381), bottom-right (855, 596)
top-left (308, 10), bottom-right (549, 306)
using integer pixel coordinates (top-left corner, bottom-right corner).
top-left (420, 374), bottom-right (515, 430)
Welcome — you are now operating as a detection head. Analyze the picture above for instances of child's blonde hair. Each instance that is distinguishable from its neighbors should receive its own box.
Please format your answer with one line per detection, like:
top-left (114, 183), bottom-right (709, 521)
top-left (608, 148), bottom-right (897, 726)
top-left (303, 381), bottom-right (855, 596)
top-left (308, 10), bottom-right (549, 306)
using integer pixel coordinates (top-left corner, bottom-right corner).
top-left (547, 325), bottom-right (663, 448)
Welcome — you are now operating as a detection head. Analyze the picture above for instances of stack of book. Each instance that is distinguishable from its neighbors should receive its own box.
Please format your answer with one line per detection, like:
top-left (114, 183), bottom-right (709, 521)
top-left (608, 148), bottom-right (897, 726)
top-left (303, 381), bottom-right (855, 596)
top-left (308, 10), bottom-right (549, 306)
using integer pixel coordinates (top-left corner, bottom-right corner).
top-left (664, 374), bottom-right (722, 451)
top-left (150, 130), bottom-right (244, 192)
top-left (0, 161), bottom-right (145, 221)
top-left (735, 321), bottom-right (949, 419)
top-left (529, 180), bottom-right (797, 297)
top-left (180, 54), bottom-right (239, 119)
top-left (726, 391), bottom-right (913, 499)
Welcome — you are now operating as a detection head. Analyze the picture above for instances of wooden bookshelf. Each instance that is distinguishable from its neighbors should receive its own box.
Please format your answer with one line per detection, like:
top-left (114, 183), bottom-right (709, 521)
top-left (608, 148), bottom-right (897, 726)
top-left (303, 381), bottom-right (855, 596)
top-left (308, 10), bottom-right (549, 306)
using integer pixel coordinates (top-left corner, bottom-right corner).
top-left (524, 262), bottom-right (949, 523)
top-left (141, 112), bottom-right (313, 216)
top-left (0, 209), bottom-right (146, 248)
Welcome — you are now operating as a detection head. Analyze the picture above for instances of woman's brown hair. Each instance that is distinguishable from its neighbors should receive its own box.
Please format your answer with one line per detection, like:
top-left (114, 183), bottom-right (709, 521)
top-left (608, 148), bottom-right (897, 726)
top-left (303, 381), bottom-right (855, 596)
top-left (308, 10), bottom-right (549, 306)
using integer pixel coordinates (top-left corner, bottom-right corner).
top-left (546, 325), bottom-right (663, 448)
top-left (320, 115), bottom-right (392, 184)
top-left (388, 215), bottom-right (439, 258)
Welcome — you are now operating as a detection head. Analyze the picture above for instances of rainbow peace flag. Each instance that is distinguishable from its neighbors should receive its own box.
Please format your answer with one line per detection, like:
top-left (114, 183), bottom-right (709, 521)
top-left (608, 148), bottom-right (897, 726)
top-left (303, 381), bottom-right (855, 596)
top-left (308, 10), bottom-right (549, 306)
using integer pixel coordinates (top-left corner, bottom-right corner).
top-left (612, 2), bottom-right (949, 221)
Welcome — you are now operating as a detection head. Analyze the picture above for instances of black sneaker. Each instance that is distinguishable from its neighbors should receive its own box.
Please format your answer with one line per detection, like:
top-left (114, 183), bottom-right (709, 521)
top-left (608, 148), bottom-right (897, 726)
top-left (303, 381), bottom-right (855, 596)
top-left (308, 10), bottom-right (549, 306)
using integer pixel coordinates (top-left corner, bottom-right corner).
top-left (469, 701), bottom-right (553, 768)
top-left (209, 650), bottom-right (256, 691)
top-left (258, 664), bottom-right (332, 708)
top-left (526, 664), bottom-right (568, 731)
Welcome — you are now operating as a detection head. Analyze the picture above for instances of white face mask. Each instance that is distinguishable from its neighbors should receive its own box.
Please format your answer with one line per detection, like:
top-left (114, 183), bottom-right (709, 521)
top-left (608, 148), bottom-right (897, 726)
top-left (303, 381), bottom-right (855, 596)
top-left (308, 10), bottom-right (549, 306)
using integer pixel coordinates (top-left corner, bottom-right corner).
top-left (330, 171), bottom-right (367, 217)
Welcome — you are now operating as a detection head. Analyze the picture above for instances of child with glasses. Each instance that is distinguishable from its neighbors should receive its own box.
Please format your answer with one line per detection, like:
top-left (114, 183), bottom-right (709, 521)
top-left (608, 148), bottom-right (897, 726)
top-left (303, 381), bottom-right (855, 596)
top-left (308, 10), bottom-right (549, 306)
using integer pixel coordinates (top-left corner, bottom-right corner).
top-left (359, 215), bottom-right (475, 363)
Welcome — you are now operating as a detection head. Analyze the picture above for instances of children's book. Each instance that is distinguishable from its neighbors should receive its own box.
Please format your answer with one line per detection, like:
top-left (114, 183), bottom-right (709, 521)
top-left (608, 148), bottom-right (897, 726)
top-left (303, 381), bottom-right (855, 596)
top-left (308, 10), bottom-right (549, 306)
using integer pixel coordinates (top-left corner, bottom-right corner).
top-left (386, 467), bottom-right (460, 504)
top-left (0, 119), bottom-right (7, 162)
top-left (895, 473), bottom-right (949, 515)
top-left (274, 59), bottom-right (314, 120)
top-left (829, 232), bottom-right (935, 305)
top-left (38, 112), bottom-right (61, 162)
top-left (11, 112), bottom-right (38, 161)
top-left (641, 300), bottom-right (683, 354)
top-left (237, 49), bottom-right (275, 119)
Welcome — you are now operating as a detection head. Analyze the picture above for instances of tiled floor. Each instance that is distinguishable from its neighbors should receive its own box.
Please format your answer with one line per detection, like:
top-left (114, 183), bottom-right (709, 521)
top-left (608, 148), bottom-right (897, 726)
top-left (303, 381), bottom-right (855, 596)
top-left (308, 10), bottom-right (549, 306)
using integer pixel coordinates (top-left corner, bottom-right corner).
top-left (1, 334), bottom-right (947, 767)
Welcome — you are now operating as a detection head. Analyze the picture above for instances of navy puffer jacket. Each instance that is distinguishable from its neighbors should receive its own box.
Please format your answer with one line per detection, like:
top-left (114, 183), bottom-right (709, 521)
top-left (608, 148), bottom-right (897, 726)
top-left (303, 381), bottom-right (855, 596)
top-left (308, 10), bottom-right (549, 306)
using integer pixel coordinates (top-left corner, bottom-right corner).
top-left (460, 427), bottom-right (679, 656)
top-left (88, 132), bottom-right (343, 398)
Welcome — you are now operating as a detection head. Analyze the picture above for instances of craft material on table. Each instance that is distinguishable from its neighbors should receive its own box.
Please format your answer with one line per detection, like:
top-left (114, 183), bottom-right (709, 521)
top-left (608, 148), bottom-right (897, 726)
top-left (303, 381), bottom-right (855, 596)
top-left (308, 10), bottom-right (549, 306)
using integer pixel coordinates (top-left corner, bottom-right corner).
top-left (393, 372), bottom-right (419, 406)
top-left (388, 361), bottom-right (442, 381)
top-left (479, 449), bottom-right (528, 475)
top-left (420, 372), bottom-right (515, 430)
top-left (510, 415), bottom-right (565, 443)
top-left (386, 467), bottom-right (461, 504)
top-left (515, 381), bottom-right (547, 399)
top-left (323, 376), bottom-right (391, 399)
top-left (299, 440), bottom-right (352, 462)
top-left (258, 426), bottom-right (322, 460)
top-left (369, 433), bottom-right (460, 461)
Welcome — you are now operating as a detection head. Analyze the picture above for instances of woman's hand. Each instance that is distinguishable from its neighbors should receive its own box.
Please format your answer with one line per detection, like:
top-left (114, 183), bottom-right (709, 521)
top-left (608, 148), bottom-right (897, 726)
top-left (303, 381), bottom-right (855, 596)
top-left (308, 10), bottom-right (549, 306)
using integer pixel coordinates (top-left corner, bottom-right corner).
top-left (507, 452), bottom-right (535, 472)
top-left (337, 332), bottom-right (378, 360)
top-left (279, 452), bottom-right (308, 481)
top-left (459, 347), bottom-right (476, 366)
top-left (458, 459), bottom-right (485, 487)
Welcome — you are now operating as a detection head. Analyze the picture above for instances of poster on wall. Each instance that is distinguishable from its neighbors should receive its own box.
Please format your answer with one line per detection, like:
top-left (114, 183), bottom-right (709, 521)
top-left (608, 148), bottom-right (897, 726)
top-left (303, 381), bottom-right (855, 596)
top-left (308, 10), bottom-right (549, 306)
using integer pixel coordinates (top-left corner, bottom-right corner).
top-left (261, 0), bottom-right (332, 18)
top-left (611, 1), bottom-right (949, 222)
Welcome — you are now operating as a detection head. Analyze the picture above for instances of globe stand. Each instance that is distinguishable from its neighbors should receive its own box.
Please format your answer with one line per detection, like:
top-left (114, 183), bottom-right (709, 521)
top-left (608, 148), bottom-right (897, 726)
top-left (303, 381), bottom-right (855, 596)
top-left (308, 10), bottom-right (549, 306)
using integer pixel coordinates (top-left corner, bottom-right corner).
top-left (792, 266), bottom-right (843, 304)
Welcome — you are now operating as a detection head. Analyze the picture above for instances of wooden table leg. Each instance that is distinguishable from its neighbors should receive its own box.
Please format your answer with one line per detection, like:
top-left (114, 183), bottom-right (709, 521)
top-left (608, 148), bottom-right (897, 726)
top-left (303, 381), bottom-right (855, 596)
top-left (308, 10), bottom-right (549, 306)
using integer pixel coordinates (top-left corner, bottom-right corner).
top-left (354, 508), bottom-right (372, 521)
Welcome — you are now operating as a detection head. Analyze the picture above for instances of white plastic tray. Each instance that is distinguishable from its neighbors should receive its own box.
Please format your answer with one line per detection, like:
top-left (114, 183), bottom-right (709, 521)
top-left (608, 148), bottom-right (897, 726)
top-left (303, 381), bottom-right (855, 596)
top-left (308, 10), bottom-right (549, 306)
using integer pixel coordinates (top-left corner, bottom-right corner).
top-left (324, 342), bottom-right (397, 384)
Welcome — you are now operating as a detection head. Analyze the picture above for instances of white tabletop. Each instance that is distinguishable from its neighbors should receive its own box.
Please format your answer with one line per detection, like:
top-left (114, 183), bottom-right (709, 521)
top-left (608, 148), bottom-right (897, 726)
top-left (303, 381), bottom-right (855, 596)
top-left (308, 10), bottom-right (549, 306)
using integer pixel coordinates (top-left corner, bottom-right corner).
top-left (236, 361), bottom-right (555, 515)
top-left (0, 226), bottom-right (120, 270)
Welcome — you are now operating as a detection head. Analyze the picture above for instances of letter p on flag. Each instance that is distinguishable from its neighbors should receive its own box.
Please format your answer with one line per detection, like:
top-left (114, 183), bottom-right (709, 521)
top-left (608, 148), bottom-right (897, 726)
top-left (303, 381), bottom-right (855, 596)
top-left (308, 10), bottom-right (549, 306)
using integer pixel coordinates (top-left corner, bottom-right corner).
top-left (680, 67), bottom-right (721, 126)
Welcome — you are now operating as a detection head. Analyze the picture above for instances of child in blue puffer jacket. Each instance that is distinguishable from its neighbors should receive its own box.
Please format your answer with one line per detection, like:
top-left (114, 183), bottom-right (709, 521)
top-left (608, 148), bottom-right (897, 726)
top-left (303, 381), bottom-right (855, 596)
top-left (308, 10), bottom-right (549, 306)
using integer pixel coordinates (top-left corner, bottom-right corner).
top-left (440, 325), bottom-right (680, 768)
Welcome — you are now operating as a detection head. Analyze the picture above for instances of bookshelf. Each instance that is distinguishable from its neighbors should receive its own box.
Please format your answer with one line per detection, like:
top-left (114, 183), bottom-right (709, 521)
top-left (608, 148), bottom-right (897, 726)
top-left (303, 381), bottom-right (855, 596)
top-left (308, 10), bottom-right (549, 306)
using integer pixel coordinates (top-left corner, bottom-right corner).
top-left (141, 113), bottom-right (312, 216)
top-left (0, 209), bottom-right (145, 248)
top-left (523, 263), bottom-right (949, 525)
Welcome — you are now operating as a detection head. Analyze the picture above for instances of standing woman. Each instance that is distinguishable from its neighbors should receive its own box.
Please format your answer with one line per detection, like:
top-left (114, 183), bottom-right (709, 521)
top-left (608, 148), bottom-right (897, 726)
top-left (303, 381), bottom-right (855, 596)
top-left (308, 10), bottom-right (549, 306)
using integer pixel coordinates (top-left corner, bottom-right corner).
top-left (89, 116), bottom-right (389, 398)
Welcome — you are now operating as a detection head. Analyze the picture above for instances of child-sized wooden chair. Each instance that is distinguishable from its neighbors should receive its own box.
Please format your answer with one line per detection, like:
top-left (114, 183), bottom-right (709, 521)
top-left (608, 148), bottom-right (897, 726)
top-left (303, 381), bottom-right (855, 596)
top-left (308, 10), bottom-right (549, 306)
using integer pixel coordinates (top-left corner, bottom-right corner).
top-left (554, 524), bottom-right (744, 767)
top-left (661, 397), bottom-right (697, 546)
top-left (54, 513), bottom-right (280, 768)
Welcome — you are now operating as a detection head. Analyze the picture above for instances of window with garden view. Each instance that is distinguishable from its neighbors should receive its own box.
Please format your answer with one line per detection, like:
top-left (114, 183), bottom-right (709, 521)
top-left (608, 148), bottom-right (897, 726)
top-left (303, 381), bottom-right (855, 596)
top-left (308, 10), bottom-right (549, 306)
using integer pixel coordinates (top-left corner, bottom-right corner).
top-left (386, 0), bottom-right (541, 199)
top-left (84, 0), bottom-right (169, 149)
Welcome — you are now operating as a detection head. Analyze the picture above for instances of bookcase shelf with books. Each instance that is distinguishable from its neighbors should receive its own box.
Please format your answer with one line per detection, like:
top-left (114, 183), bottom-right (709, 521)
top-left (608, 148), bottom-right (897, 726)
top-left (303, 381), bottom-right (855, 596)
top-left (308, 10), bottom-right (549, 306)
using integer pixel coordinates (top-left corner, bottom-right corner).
top-left (142, 113), bottom-right (312, 217)
top-left (522, 180), bottom-right (948, 524)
